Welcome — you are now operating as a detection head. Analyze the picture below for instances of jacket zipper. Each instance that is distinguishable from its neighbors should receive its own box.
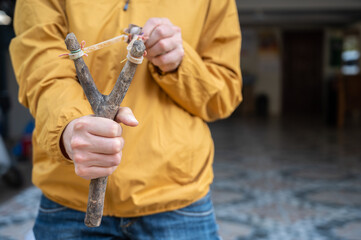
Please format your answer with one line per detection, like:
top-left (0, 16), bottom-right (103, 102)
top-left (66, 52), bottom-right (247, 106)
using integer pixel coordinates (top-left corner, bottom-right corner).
top-left (124, 0), bottom-right (130, 11)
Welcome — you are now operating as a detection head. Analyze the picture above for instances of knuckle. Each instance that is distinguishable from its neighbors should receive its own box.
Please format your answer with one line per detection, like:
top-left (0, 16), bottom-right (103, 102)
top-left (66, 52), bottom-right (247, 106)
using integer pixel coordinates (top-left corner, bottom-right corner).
top-left (110, 124), bottom-right (121, 137)
top-left (112, 140), bottom-right (122, 153)
top-left (70, 137), bottom-right (85, 150)
top-left (73, 119), bottom-right (88, 131)
top-left (178, 47), bottom-right (185, 58)
top-left (155, 26), bottom-right (167, 38)
top-left (112, 153), bottom-right (122, 166)
top-left (75, 166), bottom-right (86, 177)
top-left (120, 137), bottom-right (125, 148)
top-left (158, 39), bottom-right (167, 50)
top-left (106, 167), bottom-right (115, 176)
top-left (73, 152), bottom-right (86, 164)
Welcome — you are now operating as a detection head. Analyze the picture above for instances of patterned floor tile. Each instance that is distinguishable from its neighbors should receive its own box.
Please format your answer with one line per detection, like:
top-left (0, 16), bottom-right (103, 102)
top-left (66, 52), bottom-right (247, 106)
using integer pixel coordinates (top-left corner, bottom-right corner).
top-left (217, 220), bottom-right (255, 240)
top-left (317, 218), bottom-right (361, 240)
top-left (297, 188), bottom-right (361, 208)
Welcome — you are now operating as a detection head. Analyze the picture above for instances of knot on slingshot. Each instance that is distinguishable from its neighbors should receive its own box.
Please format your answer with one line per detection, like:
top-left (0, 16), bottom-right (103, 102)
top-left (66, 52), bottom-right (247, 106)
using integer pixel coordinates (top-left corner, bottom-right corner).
top-left (125, 36), bottom-right (146, 64)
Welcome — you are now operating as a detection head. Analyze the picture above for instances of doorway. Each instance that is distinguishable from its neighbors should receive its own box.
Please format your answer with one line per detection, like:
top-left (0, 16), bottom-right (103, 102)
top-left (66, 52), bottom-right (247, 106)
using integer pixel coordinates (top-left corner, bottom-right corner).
top-left (282, 30), bottom-right (324, 116)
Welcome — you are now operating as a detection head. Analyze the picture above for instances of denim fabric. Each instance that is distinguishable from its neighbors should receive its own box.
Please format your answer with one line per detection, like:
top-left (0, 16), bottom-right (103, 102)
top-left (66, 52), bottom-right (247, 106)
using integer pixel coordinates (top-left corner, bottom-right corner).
top-left (33, 192), bottom-right (220, 240)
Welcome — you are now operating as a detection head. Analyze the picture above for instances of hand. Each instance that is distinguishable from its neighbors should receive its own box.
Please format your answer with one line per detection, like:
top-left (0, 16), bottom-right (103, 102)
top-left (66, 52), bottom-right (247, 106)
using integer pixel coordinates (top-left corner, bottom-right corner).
top-left (61, 107), bottom-right (138, 180)
top-left (143, 18), bottom-right (184, 73)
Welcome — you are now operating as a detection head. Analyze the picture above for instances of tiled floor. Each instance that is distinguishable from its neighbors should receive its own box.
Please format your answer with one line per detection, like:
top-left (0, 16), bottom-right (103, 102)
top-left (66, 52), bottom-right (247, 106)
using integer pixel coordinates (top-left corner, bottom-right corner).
top-left (211, 116), bottom-right (361, 240)
top-left (1, 116), bottom-right (361, 240)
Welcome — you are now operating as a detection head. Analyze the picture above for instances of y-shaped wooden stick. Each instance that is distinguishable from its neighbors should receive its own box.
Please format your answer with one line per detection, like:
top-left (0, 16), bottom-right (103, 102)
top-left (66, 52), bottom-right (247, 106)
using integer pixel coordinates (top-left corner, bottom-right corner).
top-left (64, 28), bottom-right (145, 227)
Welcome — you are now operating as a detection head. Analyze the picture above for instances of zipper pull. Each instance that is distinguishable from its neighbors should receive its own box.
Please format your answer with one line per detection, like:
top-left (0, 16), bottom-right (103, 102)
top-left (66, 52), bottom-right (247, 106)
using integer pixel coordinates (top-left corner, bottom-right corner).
top-left (124, 0), bottom-right (130, 11)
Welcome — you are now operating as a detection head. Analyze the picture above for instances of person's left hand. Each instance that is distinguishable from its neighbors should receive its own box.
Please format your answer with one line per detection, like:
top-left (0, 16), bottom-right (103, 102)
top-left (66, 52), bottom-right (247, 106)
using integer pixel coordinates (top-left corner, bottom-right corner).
top-left (142, 18), bottom-right (184, 73)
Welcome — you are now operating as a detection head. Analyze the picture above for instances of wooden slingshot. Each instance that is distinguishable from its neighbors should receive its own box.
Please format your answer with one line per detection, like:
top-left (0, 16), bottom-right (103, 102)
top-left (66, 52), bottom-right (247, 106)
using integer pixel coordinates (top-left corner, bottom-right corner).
top-left (64, 25), bottom-right (146, 227)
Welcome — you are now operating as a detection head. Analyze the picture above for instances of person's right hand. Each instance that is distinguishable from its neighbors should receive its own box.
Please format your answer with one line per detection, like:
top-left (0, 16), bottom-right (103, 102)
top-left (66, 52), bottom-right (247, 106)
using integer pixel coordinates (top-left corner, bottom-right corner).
top-left (61, 107), bottom-right (138, 180)
top-left (142, 18), bottom-right (184, 73)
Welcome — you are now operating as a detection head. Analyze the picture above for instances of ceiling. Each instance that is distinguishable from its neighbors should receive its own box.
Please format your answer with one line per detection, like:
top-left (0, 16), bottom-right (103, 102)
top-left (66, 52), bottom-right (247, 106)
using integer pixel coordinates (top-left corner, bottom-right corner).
top-left (236, 0), bottom-right (361, 27)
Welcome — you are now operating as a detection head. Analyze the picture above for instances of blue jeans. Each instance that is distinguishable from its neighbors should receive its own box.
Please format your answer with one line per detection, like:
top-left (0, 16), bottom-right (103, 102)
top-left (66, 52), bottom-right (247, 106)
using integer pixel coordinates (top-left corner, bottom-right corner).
top-left (33, 192), bottom-right (220, 240)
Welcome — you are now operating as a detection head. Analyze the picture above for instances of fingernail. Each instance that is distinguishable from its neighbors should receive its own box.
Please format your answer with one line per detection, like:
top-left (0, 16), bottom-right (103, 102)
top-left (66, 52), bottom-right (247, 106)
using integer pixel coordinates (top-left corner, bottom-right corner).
top-left (127, 115), bottom-right (139, 124)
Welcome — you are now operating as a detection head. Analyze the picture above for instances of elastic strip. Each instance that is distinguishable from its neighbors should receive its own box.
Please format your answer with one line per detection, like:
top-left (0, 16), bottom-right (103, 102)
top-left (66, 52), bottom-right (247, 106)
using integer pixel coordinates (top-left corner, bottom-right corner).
top-left (69, 49), bottom-right (85, 60)
top-left (126, 36), bottom-right (143, 64)
top-left (126, 52), bottom-right (143, 64)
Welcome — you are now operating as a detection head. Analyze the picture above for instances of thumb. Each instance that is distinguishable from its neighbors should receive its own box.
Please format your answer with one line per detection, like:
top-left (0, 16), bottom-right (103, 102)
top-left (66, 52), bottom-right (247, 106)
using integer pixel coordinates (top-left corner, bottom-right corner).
top-left (115, 107), bottom-right (139, 127)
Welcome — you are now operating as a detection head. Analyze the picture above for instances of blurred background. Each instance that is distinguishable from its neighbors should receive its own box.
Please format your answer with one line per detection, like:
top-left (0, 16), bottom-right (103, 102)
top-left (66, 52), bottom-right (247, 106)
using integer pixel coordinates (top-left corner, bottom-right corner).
top-left (235, 0), bottom-right (361, 125)
top-left (1, 0), bottom-right (361, 239)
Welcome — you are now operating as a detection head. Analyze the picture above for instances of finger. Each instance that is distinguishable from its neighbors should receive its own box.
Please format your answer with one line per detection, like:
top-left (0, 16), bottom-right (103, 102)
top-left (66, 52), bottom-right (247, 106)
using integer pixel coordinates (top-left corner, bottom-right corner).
top-left (146, 37), bottom-right (178, 58)
top-left (146, 24), bottom-right (177, 49)
top-left (71, 134), bottom-right (124, 154)
top-left (115, 107), bottom-right (139, 127)
top-left (75, 165), bottom-right (119, 180)
top-left (73, 116), bottom-right (122, 138)
top-left (142, 18), bottom-right (171, 38)
top-left (91, 136), bottom-right (124, 155)
top-left (73, 150), bottom-right (122, 168)
top-left (151, 46), bottom-right (184, 72)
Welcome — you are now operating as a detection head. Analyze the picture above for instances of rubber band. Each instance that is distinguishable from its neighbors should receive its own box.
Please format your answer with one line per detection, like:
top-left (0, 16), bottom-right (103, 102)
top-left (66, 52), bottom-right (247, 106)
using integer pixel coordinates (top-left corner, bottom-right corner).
top-left (69, 50), bottom-right (85, 60)
top-left (126, 52), bottom-right (143, 64)
top-left (70, 49), bottom-right (81, 54)
top-left (125, 35), bottom-right (144, 64)
top-left (82, 35), bottom-right (128, 54)
top-left (59, 34), bottom-right (129, 59)
top-left (58, 53), bottom-right (69, 57)
top-left (68, 41), bottom-right (88, 60)
top-left (59, 32), bottom-right (144, 64)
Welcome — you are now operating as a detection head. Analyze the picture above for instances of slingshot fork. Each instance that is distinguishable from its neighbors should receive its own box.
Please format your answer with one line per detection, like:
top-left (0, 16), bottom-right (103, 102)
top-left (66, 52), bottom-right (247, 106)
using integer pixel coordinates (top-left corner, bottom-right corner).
top-left (64, 25), bottom-right (146, 227)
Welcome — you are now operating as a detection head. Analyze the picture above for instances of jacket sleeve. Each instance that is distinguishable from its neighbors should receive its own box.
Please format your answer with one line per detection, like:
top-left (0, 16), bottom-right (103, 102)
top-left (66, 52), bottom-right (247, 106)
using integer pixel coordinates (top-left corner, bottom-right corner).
top-left (148, 0), bottom-right (242, 122)
top-left (9, 0), bottom-right (93, 160)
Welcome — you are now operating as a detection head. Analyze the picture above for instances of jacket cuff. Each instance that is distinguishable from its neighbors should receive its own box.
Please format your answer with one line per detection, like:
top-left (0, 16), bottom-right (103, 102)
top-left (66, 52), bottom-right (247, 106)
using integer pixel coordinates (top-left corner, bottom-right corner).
top-left (52, 106), bottom-right (93, 164)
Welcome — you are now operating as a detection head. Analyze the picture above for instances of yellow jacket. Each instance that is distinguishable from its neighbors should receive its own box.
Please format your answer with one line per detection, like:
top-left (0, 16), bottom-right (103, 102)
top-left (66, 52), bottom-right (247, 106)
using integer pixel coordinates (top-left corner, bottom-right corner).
top-left (10, 0), bottom-right (242, 217)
